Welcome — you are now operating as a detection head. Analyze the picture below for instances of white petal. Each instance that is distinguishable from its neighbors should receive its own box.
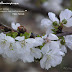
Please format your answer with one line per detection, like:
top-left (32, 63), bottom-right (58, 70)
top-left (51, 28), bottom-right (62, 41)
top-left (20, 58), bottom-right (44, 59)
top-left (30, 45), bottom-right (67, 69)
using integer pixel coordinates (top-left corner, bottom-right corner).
top-left (66, 42), bottom-right (72, 50)
top-left (64, 18), bottom-right (72, 27)
top-left (40, 55), bottom-right (47, 69)
top-left (40, 41), bottom-right (63, 70)
top-left (60, 9), bottom-right (72, 22)
top-left (58, 51), bottom-right (65, 56)
top-left (5, 36), bottom-right (15, 43)
top-left (0, 33), bottom-right (6, 40)
top-left (25, 38), bottom-right (35, 48)
top-left (11, 22), bottom-right (20, 30)
top-left (41, 43), bottom-right (50, 54)
top-left (42, 34), bottom-right (47, 39)
top-left (45, 60), bottom-right (51, 70)
top-left (60, 45), bottom-right (67, 53)
top-left (49, 41), bottom-right (59, 50)
top-left (65, 35), bottom-right (72, 50)
top-left (11, 22), bottom-right (17, 30)
top-left (15, 36), bottom-right (25, 41)
top-left (31, 48), bottom-right (41, 59)
top-left (48, 12), bottom-right (59, 23)
top-left (16, 23), bottom-right (20, 28)
top-left (41, 18), bottom-right (52, 29)
top-left (34, 37), bottom-right (44, 46)
top-left (46, 25), bottom-right (54, 35)
top-left (48, 33), bottom-right (58, 40)
top-left (65, 35), bottom-right (72, 42)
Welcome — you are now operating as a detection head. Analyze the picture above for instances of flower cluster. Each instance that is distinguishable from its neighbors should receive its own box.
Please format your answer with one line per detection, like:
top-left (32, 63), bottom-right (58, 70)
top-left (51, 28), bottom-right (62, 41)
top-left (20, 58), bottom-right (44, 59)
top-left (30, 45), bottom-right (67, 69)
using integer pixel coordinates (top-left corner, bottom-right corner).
top-left (0, 32), bottom-right (43, 62)
top-left (41, 9), bottom-right (72, 34)
top-left (0, 9), bottom-right (72, 70)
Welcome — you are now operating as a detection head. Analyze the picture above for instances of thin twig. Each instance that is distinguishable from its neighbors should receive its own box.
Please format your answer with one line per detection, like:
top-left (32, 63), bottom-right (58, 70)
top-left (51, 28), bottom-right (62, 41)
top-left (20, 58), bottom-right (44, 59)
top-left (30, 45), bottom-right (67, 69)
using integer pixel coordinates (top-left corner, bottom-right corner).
top-left (56, 32), bottom-right (72, 37)
top-left (0, 23), bottom-right (72, 37)
top-left (0, 23), bottom-right (17, 32)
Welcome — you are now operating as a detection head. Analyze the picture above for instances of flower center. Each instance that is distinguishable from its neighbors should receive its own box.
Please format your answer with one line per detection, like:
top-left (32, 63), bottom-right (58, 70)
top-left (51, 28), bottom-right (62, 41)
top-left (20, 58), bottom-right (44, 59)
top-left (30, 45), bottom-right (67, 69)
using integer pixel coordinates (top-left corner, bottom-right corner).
top-left (20, 40), bottom-right (26, 48)
top-left (62, 19), bottom-right (67, 24)
top-left (9, 43), bottom-right (13, 50)
top-left (44, 37), bottom-right (51, 43)
top-left (30, 48), bottom-right (35, 53)
top-left (1, 39), bottom-right (6, 44)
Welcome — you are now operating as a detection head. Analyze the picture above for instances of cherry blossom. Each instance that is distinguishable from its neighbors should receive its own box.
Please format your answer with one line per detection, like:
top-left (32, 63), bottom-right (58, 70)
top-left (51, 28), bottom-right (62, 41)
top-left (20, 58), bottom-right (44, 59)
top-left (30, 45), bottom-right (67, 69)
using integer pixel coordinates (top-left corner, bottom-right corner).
top-left (41, 9), bottom-right (72, 34)
top-left (11, 22), bottom-right (20, 30)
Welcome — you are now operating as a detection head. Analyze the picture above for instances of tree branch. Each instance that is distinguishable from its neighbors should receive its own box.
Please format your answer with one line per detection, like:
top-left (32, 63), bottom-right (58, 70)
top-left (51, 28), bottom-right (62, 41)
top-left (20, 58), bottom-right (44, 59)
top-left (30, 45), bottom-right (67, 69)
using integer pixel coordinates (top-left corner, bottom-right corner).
top-left (56, 32), bottom-right (72, 37)
top-left (0, 23), bottom-right (17, 32)
top-left (0, 23), bottom-right (72, 37)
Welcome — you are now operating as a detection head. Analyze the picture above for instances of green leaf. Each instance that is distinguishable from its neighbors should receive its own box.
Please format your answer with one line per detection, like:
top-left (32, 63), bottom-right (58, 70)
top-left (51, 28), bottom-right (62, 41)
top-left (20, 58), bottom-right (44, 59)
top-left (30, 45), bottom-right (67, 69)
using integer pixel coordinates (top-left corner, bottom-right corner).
top-left (20, 33), bottom-right (23, 36)
top-left (58, 36), bottom-right (64, 39)
top-left (6, 32), bottom-right (12, 36)
top-left (60, 39), bottom-right (65, 45)
top-left (11, 32), bottom-right (18, 38)
top-left (37, 35), bottom-right (41, 37)
top-left (6, 32), bottom-right (18, 38)
top-left (51, 29), bottom-right (57, 34)
top-left (21, 32), bottom-right (31, 39)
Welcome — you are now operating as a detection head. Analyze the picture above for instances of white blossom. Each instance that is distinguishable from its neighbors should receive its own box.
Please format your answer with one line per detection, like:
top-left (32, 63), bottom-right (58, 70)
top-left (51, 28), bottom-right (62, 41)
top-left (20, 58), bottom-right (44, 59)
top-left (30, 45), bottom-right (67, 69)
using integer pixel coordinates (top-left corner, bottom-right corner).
top-left (11, 22), bottom-right (20, 30)
top-left (15, 36), bottom-right (43, 62)
top-left (0, 33), bottom-right (18, 62)
top-left (42, 33), bottom-right (58, 41)
top-left (40, 41), bottom-right (64, 70)
top-left (30, 48), bottom-right (41, 59)
top-left (60, 9), bottom-right (72, 27)
top-left (41, 9), bottom-right (72, 34)
top-left (15, 36), bottom-right (25, 41)
top-left (40, 34), bottom-right (64, 70)
top-left (0, 33), bottom-right (6, 54)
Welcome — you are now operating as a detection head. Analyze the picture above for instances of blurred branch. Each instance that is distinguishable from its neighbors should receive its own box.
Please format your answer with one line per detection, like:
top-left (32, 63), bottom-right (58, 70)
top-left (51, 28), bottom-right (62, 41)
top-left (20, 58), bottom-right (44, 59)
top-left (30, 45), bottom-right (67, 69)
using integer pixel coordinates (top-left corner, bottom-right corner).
top-left (56, 32), bottom-right (72, 37)
top-left (0, 23), bottom-right (17, 32)
top-left (0, 23), bottom-right (72, 37)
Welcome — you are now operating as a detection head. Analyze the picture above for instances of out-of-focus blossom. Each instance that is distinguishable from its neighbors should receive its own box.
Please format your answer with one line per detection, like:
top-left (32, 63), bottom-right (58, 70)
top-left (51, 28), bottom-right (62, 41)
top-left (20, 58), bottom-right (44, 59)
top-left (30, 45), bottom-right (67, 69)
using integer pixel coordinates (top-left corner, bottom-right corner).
top-left (15, 36), bottom-right (43, 62)
top-left (40, 33), bottom-right (64, 70)
top-left (11, 22), bottom-right (20, 30)
top-left (0, 33), bottom-right (18, 62)
top-left (41, 9), bottom-right (72, 34)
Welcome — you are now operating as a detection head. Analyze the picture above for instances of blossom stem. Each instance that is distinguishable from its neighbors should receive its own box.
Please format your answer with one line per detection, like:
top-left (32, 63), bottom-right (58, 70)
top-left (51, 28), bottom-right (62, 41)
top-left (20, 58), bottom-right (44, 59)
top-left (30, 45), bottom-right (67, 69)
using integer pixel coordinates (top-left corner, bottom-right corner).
top-left (0, 23), bottom-right (17, 32)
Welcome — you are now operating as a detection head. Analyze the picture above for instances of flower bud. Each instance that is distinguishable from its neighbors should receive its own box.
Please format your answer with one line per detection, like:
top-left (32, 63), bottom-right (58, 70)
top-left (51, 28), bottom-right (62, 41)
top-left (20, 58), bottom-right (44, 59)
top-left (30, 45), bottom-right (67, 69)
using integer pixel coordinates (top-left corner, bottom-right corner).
top-left (52, 21), bottom-right (58, 26)
top-left (62, 19), bottom-right (67, 24)
top-left (60, 39), bottom-right (65, 45)
top-left (18, 26), bottom-right (27, 33)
